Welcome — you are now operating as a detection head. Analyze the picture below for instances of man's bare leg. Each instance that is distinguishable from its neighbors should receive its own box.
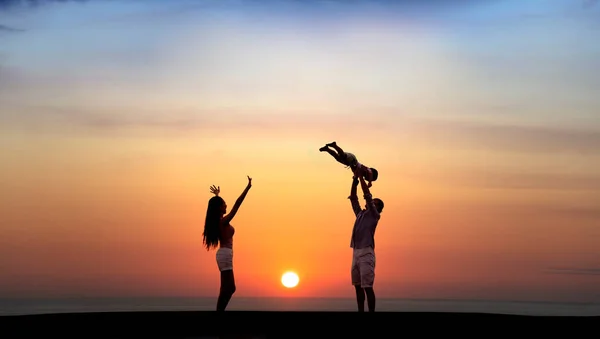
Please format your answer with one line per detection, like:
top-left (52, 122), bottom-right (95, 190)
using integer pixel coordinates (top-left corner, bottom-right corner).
top-left (354, 285), bottom-right (366, 312)
top-left (364, 287), bottom-right (376, 312)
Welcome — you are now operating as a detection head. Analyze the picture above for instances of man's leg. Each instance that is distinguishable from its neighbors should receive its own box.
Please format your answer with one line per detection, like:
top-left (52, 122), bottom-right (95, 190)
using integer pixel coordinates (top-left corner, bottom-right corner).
top-left (351, 252), bottom-right (364, 312)
top-left (354, 285), bottom-right (365, 312)
top-left (358, 249), bottom-right (376, 312)
top-left (364, 287), bottom-right (376, 312)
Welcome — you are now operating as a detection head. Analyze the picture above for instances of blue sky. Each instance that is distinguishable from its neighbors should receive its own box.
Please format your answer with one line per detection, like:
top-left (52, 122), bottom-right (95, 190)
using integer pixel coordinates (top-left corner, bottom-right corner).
top-left (1, 0), bottom-right (599, 127)
top-left (1, 0), bottom-right (599, 166)
top-left (1, 0), bottom-right (599, 193)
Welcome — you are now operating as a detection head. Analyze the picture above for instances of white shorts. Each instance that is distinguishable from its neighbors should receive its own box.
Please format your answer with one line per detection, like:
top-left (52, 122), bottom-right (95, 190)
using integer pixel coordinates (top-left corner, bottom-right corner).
top-left (216, 247), bottom-right (233, 271)
top-left (351, 247), bottom-right (376, 288)
top-left (345, 152), bottom-right (359, 167)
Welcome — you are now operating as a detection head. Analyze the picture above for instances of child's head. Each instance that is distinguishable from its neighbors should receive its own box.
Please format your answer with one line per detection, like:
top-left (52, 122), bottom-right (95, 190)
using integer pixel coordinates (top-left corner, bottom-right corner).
top-left (370, 168), bottom-right (378, 181)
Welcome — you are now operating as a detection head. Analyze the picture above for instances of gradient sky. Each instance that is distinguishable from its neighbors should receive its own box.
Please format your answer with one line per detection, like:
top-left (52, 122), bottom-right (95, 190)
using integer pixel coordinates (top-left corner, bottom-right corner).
top-left (1, 0), bottom-right (599, 303)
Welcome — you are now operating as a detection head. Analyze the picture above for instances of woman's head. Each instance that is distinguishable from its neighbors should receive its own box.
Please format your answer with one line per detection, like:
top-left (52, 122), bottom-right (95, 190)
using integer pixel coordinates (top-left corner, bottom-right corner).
top-left (203, 196), bottom-right (226, 251)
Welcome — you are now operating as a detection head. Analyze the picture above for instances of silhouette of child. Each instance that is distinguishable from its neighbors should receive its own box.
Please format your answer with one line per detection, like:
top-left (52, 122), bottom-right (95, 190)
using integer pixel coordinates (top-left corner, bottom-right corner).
top-left (319, 141), bottom-right (378, 187)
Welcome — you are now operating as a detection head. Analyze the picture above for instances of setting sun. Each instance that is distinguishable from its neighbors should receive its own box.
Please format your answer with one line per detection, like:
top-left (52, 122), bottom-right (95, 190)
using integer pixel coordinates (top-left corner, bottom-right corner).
top-left (281, 272), bottom-right (300, 288)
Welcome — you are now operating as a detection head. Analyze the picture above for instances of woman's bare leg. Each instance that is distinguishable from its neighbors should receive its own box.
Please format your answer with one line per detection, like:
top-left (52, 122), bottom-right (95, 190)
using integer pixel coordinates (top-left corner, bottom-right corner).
top-left (216, 270), bottom-right (236, 311)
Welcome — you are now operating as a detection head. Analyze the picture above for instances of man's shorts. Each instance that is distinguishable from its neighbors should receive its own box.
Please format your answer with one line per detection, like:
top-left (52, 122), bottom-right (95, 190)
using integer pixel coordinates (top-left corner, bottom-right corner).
top-left (351, 246), bottom-right (376, 288)
top-left (216, 247), bottom-right (233, 271)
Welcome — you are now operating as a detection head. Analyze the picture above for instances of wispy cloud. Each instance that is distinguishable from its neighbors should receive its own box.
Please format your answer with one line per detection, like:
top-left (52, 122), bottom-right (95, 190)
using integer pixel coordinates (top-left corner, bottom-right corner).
top-left (0, 104), bottom-right (392, 138)
top-left (409, 119), bottom-right (600, 154)
top-left (0, 0), bottom-right (87, 8)
top-left (583, 0), bottom-right (598, 9)
top-left (0, 24), bottom-right (23, 32)
top-left (3, 103), bottom-right (600, 155)
top-left (415, 200), bottom-right (600, 221)
top-left (405, 167), bottom-right (600, 192)
top-left (507, 204), bottom-right (600, 220)
top-left (546, 267), bottom-right (600, 276)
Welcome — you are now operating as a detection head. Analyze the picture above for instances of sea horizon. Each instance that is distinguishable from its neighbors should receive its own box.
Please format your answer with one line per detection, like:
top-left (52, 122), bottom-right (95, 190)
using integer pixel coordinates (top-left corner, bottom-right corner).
top-left (1, 296), bottom-right (599, 317)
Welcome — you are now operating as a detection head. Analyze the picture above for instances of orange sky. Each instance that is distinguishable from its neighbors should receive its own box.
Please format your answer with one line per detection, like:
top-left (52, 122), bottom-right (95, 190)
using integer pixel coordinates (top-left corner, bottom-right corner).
top-left (0, 0), bottom-right (599, 303)
top-left (1, 126), bottom-right (598, 302)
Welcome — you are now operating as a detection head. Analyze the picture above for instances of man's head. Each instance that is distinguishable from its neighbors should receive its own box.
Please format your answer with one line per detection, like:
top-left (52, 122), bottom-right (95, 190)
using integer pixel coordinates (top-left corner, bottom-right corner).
top-left (373, 198), bottom-right (384, 213)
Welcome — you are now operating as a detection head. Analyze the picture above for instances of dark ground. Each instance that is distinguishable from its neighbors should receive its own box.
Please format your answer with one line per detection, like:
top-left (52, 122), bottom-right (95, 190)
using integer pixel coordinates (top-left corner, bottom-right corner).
top-left (1, 311), bottom-right (598, 338)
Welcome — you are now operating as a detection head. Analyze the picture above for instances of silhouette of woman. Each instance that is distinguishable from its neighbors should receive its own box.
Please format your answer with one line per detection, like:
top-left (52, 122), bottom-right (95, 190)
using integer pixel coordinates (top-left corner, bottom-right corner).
top-left (203, 175), bottom-right (252, 311)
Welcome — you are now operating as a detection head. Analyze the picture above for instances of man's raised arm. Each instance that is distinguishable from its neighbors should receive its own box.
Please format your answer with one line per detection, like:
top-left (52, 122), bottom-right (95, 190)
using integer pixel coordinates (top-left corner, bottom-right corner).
top-left (359, 176), bottom-right (380, 218)
top-left (348, 176), bottom-right (361, 216)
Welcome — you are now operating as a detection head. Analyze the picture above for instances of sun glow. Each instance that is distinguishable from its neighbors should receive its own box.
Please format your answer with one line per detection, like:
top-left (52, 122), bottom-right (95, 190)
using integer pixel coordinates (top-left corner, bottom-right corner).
top-left (281, 271), bottom-right (300, 288)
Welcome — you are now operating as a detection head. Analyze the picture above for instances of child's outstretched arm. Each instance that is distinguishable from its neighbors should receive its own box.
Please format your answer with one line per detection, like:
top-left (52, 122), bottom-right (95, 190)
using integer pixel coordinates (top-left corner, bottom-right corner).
top-left (223, 175), bottom-right (252, 224)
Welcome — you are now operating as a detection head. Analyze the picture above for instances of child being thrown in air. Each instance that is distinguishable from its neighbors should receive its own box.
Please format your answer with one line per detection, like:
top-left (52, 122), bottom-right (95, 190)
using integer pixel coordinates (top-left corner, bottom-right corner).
top-left (319, 141), bottom-right (378, 187)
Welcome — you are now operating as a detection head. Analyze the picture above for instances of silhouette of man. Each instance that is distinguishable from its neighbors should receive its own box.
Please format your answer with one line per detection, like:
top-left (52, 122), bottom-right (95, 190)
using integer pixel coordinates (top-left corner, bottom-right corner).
top-left (348, 169), bottom-right (384, 312)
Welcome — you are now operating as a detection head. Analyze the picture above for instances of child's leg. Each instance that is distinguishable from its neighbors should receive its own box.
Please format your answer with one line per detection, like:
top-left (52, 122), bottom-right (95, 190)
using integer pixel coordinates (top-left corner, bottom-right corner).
top-left (320, 145), bottom-right (345, 164)
top-left (321, 141), bottom-right (350, 165)
top-left (321, 147), bottom-right (343, 163)
top-left (327, 141), bottom-right (345, 155)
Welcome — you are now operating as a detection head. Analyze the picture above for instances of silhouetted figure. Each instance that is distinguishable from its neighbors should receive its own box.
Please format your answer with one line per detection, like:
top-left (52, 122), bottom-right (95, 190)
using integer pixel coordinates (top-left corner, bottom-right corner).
top-left (203, 175), bottom-right (252, 311)
top-left (348, 168), bottom-right (384, 312)
top-left (320, 141), bottom-right (378, 187)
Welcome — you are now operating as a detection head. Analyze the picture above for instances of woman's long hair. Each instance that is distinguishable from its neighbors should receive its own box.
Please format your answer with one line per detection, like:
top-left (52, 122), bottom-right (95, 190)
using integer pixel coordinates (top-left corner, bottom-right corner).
top-left (203, 196), bottom-right (224, 251)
